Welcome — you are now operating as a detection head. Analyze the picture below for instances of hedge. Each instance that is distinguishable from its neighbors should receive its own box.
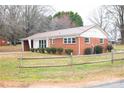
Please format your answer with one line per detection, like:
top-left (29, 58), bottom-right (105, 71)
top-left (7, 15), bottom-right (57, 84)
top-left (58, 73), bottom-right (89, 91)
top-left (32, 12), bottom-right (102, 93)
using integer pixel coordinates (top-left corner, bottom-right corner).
top-left (94, 45), bottom-right (103, 54)
top-left (106, 44), bottom-right (113, 52)
top-left (65, 48), bottom-right (73, 55)
top-left (84, 48), bottom-right (93, 55)
top-left (57, 48), bottom-right (64, 54)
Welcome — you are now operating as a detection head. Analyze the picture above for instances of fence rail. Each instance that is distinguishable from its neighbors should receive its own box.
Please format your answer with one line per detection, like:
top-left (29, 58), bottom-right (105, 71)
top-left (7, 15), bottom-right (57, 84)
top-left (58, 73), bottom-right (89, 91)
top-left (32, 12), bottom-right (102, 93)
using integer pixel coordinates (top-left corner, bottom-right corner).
top-left (18, 50), bottom-right (124, 68)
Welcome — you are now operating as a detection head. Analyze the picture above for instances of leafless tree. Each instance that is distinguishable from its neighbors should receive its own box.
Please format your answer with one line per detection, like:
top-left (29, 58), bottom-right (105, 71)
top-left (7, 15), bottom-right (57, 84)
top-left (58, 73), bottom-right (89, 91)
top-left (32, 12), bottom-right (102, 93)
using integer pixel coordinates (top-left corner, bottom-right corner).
top-left (89, 6), bottom-right (121, 43)
top-left (51, 15), bottom-right (76, 30)
top-left (89, 6), bottom-right (109, 31)
top-left (21, 5), bottom-right (54, 36)
top-left (0, 5), bottom-right (54, 44)
top-left (105, 5), bottom-right (124, 44)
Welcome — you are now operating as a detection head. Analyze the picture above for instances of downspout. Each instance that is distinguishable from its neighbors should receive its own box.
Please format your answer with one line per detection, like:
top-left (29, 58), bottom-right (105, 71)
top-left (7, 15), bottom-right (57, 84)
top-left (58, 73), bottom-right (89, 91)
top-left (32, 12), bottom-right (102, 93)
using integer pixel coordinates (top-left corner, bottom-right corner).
top-left (78, 36), bottom-right (81, 55)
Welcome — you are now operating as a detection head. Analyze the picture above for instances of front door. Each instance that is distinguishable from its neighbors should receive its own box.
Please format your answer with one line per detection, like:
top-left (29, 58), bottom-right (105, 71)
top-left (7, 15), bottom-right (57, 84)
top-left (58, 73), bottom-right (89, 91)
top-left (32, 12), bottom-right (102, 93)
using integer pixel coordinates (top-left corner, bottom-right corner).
top-left (39, 40), bottom-right (46, 48)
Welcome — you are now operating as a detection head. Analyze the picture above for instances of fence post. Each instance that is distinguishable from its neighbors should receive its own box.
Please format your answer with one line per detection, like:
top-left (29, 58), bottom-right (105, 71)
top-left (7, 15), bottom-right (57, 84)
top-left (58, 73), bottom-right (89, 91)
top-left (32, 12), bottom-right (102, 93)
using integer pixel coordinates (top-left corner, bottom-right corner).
top-left (111, 50), bottom-right (114, 64)
top-left (69, 52), bottom-right (75, 75)
top-left (70, 52), bottom-right (73, 65)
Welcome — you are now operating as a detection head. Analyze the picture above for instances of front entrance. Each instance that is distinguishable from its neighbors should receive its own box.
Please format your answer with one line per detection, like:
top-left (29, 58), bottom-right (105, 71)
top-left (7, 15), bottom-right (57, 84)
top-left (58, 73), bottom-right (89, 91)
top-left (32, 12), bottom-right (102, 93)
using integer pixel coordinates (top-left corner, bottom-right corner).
top-left (39, 40), bottom-right (47, 48)
top-left (23, 40), bottom-right (30, 51)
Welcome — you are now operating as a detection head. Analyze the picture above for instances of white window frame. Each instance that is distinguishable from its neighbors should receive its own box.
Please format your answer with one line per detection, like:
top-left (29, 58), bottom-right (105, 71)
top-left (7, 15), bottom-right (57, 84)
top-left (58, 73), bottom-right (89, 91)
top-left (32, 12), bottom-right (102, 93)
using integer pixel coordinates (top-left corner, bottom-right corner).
top-left (100, 38), bottom-right (104, 44)
top-left (39, 40), bottom-right (46, 48)
top-left (84, 37), bottom-right (90, 44)
top-left (63, 37), bottom-right (76, 44)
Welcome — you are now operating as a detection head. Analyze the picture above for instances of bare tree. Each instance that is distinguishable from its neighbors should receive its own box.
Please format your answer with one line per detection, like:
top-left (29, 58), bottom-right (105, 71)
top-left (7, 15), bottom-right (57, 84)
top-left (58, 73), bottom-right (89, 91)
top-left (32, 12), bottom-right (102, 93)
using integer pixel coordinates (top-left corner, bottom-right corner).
top-left (105, 5), bottom-right (124, 44)
top-left (21, 5), bottom-right (54, 36)
top-left (89, 6), bottom-right (121, 43)
top-left (89, 6), bottom-right (109, 31)
top-left (51, 15), bottom-right (76, 30)
top-left (0, 5), bottom-right (54, 45)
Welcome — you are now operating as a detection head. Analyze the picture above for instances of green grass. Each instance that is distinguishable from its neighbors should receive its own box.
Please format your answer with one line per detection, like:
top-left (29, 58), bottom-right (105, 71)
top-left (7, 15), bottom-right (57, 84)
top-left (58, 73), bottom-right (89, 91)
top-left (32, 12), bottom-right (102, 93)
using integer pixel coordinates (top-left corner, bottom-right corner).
top-left (1, 52), bottom-right (124, 82)
top-left (1, 44), bottom-right (124, 84)
top-left (114, 44), bottom-right (124, 50)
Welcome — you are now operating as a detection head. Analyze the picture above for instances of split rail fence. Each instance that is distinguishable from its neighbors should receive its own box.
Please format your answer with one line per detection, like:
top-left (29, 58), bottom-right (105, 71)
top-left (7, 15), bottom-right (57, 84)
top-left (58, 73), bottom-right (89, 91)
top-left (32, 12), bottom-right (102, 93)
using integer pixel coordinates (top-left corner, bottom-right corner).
top-left (18, 50), bottom-right (124, 68)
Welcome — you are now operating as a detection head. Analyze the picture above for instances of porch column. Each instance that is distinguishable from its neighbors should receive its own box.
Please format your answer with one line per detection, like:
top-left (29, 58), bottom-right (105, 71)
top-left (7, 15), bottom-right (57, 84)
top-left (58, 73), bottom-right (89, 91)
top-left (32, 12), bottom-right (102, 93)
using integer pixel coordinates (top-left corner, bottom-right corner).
top-left (28, 39), bottom-right (31, 49)
top-left (78, 37), bottom-right (81, 55)
top-left (46, 38), bottom-right (49, 47)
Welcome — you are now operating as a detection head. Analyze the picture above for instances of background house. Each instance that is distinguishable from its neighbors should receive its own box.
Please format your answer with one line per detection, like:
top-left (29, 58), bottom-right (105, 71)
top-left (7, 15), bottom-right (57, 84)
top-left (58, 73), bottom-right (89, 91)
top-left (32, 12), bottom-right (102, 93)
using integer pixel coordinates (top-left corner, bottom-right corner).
top-left (21, 25), bottom-right (109, 55)
top-left (0, 38), bottom-right (8, 46)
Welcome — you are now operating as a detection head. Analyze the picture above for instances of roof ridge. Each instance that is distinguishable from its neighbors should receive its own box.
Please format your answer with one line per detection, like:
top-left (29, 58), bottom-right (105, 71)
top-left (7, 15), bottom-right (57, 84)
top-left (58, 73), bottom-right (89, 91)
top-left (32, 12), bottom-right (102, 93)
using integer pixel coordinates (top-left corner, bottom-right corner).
top-left (22, 25), bottom-right (96, 40)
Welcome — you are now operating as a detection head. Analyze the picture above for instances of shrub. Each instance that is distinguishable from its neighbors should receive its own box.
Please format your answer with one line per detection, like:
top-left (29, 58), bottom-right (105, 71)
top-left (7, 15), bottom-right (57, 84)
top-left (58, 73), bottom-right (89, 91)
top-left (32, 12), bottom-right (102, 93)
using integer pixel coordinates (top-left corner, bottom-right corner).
top-left (45, 48), bottom-right (51, 54)
top-left (51, 47), bottom-right (57, 54)
top-left (30, 48), bottom-right (35, 52)
top-left (57, 48), bottom-right (64, 54)
top-left (94, 45), bottom-right (103, 54)
top-left (106, 44), bottom-right (113, 52)
top-left (34, 48), bottom-right (39, 52)
top-left (65, 49), bottom-right (73, 55)
top-left (39, 48), bottom-right (45, 53)
top-left (84, 48), bottom-right (93, 55)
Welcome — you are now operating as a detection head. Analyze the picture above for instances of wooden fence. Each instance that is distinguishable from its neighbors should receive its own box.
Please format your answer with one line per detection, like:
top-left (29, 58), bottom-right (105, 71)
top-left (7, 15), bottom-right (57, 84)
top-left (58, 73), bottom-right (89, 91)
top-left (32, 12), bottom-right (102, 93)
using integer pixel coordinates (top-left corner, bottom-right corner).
top-left (18, 50), bottom-right (124, 68)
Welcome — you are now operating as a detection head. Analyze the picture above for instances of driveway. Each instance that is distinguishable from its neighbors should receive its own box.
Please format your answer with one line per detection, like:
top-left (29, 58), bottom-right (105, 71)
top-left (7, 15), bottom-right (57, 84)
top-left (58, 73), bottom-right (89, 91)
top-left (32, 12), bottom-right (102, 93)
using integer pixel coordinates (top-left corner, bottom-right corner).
top-left (91, 80), bottom-right (124, 88)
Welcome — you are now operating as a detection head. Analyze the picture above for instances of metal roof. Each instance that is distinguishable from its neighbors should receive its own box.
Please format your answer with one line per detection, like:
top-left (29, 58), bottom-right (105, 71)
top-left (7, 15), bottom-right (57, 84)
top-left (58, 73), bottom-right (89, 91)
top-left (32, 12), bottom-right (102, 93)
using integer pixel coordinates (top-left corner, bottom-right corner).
top-left (22, 25), bottom-right (97, 40)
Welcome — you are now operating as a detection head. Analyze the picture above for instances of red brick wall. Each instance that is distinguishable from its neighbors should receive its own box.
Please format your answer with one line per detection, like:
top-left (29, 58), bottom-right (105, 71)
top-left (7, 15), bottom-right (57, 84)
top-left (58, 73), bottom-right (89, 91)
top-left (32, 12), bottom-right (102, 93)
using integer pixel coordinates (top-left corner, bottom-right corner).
top-left (49, 38), bottom-right (79, 55)
top-left (49, 37), bottom-right (108, 55)
top-left (0, 39), bottom-right (7, 46)
top-left (80, 37), bottom-right (108, 55)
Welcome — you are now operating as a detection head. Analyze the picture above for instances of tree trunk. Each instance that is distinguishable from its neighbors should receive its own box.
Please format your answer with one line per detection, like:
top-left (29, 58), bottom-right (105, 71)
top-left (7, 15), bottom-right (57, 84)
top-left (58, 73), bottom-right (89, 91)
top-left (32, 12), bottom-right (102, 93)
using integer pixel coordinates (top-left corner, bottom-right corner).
top-left (120, 25), bottom-right (124, 44)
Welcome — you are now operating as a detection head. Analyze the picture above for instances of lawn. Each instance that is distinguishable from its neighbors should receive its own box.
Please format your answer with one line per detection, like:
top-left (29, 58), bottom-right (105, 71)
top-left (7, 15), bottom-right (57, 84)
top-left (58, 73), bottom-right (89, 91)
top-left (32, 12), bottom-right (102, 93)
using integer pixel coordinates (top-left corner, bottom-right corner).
top-left (114, 44), bottom-right (124, 50)
top-left (0, 44), bottom-right (124, 87)
top-left (0, 44), bottom-right (21, 52)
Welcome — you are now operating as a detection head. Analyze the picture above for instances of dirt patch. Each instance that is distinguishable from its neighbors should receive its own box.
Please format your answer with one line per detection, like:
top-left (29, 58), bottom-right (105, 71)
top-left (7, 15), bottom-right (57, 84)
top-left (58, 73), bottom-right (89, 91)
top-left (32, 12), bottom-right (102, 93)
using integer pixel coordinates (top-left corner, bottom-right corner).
top-left (0, 81), bottom-right (30, 88)
top-left (0, 45), bottom-right (21, 52)
top-left (28, 77), bottom-right (124, 88)
top-left (0, 77), bottom-right (123, 88)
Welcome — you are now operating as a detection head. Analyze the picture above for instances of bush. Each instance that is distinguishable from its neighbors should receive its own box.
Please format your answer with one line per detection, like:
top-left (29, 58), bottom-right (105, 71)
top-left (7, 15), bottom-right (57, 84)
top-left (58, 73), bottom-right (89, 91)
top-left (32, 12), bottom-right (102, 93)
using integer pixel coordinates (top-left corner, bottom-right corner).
top-left (84, 48), bottom-right (93, 55)
top-left (51, 47), bottom-right (57, 54)
top-left (65, 49), bottom-right (73, 55)
top-left (94, 45), bottom-right (103, 54)
top-left (30, 48), bottom-right (35, 52)
top-left (45, 48), bottom-right (51, 54)
top-left (34, 48), bottom-right (39, 52)
top-left (39, 48), bottom-right (45, 53)
top-left (107, 44), bottom-right (113, 52)
top-left (57, 48), bottom-right (64, 54)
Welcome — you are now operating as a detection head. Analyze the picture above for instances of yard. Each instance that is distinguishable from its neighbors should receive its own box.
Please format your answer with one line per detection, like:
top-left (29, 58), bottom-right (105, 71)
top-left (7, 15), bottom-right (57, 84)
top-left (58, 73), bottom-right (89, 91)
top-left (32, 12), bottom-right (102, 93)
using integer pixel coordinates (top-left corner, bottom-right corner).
top-left (0, 44), bottom-right (124, 87)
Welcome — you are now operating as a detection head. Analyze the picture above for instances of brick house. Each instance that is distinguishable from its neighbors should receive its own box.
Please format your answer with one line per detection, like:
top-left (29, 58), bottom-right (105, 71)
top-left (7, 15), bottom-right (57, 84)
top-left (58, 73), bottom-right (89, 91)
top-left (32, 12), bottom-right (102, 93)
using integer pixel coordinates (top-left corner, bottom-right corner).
top-left (21, 25), bottom-right (109, 55)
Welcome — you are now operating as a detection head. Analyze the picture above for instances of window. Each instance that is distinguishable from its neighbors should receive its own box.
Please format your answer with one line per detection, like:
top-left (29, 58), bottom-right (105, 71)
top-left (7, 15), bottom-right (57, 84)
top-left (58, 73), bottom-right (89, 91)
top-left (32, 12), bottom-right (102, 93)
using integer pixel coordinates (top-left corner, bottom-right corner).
top-left (39, 40), bottom-right (46, 48)
top-left (72, 38), bottom-right (76, 43)
top-left (64, 38), bottom-right (67, 43)
top-left (100, 38), bottom-right (104, 44)
top-left (64, 37), bottom-right (76, 44)
top-left (84, 37), bottom-right (90, 43)
top-left (68, 38), bottom-right (71, 43)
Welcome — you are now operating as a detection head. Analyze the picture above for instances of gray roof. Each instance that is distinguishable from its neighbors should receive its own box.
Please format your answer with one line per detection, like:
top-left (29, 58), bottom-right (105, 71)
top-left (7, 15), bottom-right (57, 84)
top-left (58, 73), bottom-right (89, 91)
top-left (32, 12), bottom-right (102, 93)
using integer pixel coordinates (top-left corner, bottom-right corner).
top-left (22, 25), bottom-right (96, 40)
